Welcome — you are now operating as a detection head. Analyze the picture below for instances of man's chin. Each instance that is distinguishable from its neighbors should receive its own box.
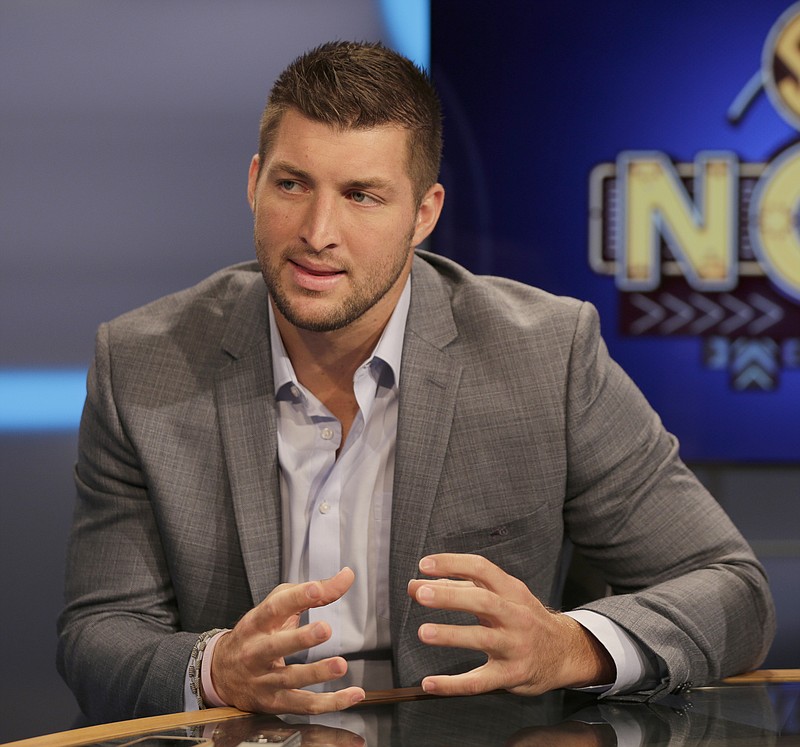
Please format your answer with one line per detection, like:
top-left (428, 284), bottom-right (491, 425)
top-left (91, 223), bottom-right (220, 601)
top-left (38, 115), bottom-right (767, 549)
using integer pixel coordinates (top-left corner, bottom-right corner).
top-left (276, 302), bottom-right (357, 334)
top-left (288, 317), bottom-right (349, 333)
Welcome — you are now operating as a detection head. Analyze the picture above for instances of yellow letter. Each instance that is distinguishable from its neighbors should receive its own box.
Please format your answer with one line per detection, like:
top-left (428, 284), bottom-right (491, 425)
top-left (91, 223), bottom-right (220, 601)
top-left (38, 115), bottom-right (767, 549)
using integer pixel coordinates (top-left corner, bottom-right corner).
top-left (617, 151), bottom-right (738, 292)
top-left (751, 144), bottom-right (800, 302)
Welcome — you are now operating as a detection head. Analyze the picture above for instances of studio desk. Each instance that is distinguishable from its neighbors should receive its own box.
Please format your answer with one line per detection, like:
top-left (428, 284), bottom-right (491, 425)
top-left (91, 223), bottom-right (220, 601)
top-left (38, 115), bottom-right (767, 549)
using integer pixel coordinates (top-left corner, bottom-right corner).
top-left (6, 670), bottom-right (800, 747)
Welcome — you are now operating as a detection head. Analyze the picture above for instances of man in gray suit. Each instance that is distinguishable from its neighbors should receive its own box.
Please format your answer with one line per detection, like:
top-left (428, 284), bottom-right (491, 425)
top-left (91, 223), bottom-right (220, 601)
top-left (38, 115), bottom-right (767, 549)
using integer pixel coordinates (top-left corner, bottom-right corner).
top-left (58, 41), bottom-right (775, 723)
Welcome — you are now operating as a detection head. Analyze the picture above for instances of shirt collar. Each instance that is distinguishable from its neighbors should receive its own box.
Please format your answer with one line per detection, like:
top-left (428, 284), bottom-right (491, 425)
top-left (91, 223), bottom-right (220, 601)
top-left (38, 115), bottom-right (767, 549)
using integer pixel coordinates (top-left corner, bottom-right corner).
top-left (268, 276), bottom-right (411, 397)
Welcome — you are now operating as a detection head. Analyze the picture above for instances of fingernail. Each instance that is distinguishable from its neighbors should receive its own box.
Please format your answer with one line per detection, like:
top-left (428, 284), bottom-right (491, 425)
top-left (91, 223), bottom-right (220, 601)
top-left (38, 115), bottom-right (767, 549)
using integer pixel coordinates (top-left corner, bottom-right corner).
top-left (417, 585), bottom-right (434, 602)
top-left (350, 691), bottom-right (365, 705)
top-left (422, 678), bottom-right (437, 693)
top-left (307, 583), bottom-right (321, 601)
top-left (330, 657), bottom-right (346, 675)
top-left (419, 623), bottom-right (437, 641)
top-left (313, 622), bottom-right (328, 640)
top-left (419, 557), bottom-right (435, 573)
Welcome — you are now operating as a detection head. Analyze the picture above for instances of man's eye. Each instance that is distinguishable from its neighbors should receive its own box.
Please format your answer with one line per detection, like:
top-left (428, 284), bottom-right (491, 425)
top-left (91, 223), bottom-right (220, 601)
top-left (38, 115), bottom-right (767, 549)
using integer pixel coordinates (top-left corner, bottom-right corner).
top-left (350, 191), bottom-right (377, 205)
top-left (278, 180), bottom-right (299, 192)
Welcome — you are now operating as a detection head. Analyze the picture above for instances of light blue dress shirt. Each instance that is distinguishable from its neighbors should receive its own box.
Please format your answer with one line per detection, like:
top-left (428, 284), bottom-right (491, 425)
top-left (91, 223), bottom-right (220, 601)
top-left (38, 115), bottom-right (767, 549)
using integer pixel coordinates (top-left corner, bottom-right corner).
top-left (272, 281), bottom-right (409, 679)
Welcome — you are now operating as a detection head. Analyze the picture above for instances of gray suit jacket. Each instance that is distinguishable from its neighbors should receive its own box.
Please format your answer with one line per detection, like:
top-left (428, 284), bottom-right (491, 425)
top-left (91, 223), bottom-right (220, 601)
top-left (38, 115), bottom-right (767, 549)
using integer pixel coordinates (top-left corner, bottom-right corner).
top-left (57, 252), bottom-right (775, 722)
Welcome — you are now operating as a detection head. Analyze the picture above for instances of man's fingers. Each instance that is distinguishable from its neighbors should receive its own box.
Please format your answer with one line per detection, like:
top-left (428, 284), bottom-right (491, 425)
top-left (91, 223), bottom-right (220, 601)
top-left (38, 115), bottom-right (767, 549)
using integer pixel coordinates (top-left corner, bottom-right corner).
top-left (417, 621), bottom-right (502, 654)
top-left (411, 581), bottom-right (502, 619)
top-left (213, 569), bottom-right (359, 710)
top-left (234, 622), bottom-right (335, 675)
top-left (314, 566), bottom-right (356, 600)
top-left (420, 665), bottom-right (502, 697)
top-left (259, 656), bottom-right (350, 691)
top-left (253, 568), bottom-right (356, 628)
top-left (410, 553), bottom-right (613, 696)
top-left (407, 578), bottom-right (474, 597)
top-left (219, 649), bottom-right (366, 713)
top-left (260, 684), bottom-right (366, 715)
top-left (418, 554), bottom-right (531, 599)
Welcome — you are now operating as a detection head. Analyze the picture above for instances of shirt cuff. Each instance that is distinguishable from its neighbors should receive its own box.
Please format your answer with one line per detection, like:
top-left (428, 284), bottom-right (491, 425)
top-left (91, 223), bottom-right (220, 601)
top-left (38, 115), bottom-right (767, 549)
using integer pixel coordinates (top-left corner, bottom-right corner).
top-left (201, 630), bottom-right (229, 707)
top-left (564, 609), bottom-right (650, 696)
top-left (183, 629), bottom-right (230, 710)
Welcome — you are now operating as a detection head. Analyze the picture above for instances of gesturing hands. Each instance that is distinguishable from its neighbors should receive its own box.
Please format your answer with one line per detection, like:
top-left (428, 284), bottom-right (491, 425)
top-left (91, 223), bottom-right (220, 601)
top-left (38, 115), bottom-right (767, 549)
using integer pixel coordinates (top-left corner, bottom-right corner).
top-left (211, 567), bottom-right (366, 714)
top-left (207, 555), bottom-right (612, 712)
top-left (407, 553), bottom-right (614, 697)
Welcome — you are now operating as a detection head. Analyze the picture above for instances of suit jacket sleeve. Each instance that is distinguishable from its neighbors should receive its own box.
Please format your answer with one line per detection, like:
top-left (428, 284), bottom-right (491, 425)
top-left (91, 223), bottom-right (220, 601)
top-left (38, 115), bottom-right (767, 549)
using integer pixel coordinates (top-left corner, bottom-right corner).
top-left (561, 301), bottom-right (775, 699)
top-left (57, 322), bottom-right (197, 721)
top-left (57, 265), bottom-right (283, 724)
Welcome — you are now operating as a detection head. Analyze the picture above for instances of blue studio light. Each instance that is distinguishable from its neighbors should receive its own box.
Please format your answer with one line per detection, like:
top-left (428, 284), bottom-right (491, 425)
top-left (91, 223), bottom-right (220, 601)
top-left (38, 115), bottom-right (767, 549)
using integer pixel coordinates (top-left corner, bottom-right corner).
top-left (379, 0), bottom-right (430, 69)
top-left (0, 368), bottom-right (87, 432)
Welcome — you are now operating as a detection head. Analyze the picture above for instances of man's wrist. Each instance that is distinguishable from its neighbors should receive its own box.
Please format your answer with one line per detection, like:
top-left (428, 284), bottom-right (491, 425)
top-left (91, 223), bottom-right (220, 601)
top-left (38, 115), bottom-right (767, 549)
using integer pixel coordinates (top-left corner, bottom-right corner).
top-left (189, 628), bottom-right (229, 709)
top-left (560, 613), bottom-right (616, 688)
top-left (565, 610), bottom-right (658, 696)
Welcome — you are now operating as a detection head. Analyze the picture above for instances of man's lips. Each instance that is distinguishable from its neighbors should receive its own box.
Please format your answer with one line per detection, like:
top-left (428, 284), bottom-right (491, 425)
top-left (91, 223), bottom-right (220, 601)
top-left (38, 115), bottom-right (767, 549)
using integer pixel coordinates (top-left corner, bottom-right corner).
top-left (290, 259), bottom-right (344, 276)
top-left (288, 259), bottom-right (346, 291)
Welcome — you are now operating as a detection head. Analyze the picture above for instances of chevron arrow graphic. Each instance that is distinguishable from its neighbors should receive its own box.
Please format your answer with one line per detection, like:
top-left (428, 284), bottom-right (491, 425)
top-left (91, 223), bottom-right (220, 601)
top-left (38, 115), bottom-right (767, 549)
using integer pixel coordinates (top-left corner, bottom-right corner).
top-left (719, 295), bottom-right (755, 334)
top-left (748, 294), bottom-right (784, 334)
top-left (660, 294), bottom-right (695, 333)
top-left (729, 338), bottom-right (780, 391)
top-left (689, 294), bottom-right (724, 334)
top-left (627, 292), bottom-right (791, 340)
top-left (732, 365), bottom-right (776, 390)
top-left (629, 294), bottom-right (666, 333)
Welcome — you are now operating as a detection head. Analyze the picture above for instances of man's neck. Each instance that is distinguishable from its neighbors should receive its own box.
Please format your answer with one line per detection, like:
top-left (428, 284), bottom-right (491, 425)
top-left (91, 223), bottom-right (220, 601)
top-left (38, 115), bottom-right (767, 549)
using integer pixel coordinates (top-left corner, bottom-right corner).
top-left (274, 310), bottom-right (383, 393)
top-left (271, 303), bottom-right (389, 441)
top-left (271, 264), bottom-right (410, 394)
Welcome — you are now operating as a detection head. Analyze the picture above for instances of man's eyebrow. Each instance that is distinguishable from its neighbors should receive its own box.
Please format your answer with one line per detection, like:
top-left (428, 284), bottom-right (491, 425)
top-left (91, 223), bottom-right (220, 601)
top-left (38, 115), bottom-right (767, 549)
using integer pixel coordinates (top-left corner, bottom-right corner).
top-left (267, 160), bottom-right (313, 182)
top-left (345, 177), bottom-right (394, 193)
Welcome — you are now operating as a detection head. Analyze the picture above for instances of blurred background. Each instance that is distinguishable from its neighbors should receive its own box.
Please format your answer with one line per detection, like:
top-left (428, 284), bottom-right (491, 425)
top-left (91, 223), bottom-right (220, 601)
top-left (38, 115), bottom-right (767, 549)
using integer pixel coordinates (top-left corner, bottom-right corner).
top-left (1, 0), bottom-right (797, 740)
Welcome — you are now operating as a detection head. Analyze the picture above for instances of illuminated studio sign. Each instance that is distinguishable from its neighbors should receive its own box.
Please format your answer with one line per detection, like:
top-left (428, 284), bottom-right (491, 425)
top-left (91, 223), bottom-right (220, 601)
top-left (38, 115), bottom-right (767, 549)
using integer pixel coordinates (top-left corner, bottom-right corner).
top-left (589, 2), bottom-right (800, 391)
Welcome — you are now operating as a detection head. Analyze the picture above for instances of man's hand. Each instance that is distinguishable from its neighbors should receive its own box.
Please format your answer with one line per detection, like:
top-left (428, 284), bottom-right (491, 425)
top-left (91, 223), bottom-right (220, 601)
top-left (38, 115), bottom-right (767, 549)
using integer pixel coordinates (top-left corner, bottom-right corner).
top-left (212, 567), bottom-right (366, 714)
top-left (407, 554), bottom-right (614, 697)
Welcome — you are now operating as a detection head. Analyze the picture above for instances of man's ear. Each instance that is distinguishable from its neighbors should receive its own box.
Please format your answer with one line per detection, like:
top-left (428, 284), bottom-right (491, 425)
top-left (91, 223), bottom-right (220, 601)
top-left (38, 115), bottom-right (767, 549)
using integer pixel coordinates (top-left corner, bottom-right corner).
top-left (412, 183), bottom-right (445, 246)
top-left (247, 154), bottom-right (260, 211)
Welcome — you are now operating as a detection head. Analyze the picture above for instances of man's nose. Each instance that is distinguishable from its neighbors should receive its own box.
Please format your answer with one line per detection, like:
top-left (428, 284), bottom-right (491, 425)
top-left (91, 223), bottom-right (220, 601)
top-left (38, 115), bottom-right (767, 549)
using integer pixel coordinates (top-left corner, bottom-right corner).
top-left (299, 194), bottom-right (340, 251)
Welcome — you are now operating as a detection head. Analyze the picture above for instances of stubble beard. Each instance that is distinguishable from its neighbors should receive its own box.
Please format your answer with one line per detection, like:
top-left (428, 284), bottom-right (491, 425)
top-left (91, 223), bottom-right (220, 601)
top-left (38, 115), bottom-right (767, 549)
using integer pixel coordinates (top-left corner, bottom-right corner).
top-left (255, 231), bottom-right (415, 333)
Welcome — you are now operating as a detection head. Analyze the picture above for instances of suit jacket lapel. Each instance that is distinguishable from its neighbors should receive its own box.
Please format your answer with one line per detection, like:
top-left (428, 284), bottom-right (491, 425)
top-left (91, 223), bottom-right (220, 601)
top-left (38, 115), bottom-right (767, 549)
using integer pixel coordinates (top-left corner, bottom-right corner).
top-left (215, 276), bottom-right (283, 605)
top-left (390, 256), bottom-right (463, 645)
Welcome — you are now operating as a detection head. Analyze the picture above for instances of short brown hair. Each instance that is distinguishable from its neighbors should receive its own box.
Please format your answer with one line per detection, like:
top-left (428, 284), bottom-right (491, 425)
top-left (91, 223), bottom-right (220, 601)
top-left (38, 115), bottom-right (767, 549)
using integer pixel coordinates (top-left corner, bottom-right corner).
top-left (258, 41), bottom-right (442, 204)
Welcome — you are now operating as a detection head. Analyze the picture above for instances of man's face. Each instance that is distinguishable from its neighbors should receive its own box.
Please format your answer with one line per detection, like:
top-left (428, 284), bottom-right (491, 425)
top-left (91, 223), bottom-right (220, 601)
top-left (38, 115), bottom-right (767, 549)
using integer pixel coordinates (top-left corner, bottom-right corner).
top-left (247, 108), bottom-right (442, 335)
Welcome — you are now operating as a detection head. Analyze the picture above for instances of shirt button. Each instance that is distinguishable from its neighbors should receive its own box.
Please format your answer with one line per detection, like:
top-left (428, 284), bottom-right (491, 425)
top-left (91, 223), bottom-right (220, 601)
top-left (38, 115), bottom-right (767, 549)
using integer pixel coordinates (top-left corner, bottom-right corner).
top-left (320, 427), bottom-right (334, 440)
top-left (319, 501), bottom-right (330, 514)
top-left (290, 385), bottom-right (300, 398)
